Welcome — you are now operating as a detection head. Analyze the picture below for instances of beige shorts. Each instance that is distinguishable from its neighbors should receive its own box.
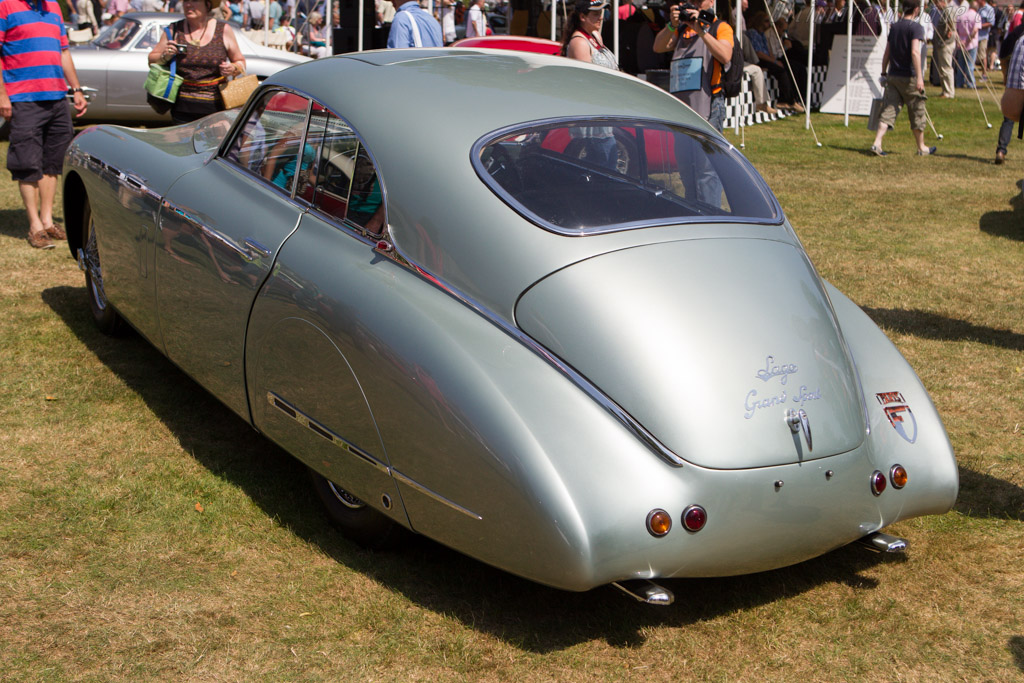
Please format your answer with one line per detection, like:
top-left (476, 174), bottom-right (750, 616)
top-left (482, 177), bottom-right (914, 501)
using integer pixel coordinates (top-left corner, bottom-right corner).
top-left (879, 76), bottom-right (928, 131)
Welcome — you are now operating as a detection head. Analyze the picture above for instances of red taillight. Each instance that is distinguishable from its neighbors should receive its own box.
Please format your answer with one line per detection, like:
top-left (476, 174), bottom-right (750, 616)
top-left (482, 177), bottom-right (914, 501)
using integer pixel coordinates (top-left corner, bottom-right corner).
top-left (890, 464), bottom-right (908, 489)
top-left (646, 509), bottom-right (672, 537)
top-left (871, 470), bottom-right (887, 496)
top-left (682, 505), bottom-right (707, 532)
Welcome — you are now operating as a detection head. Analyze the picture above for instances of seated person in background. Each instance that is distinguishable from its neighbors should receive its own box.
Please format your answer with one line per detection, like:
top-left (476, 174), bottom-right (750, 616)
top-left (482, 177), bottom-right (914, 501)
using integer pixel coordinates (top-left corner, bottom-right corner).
top-left (738, 15), bottom-right (777, 113)
top-left (735, 0), bottom-right (777, 114)
top-left (748, 12), bottom-right (805, 112)
top-left (304, 11), bottom-right (331, 58)
top-left (263, 124), bottom-right (317, 195)
top-left (348, 150), bottom-right (384, 230)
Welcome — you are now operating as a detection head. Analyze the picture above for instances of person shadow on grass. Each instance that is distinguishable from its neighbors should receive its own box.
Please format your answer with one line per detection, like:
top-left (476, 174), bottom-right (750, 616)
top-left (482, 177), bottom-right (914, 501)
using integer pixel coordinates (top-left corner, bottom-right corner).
top-left (979, 180), bottom-right (1024, 241)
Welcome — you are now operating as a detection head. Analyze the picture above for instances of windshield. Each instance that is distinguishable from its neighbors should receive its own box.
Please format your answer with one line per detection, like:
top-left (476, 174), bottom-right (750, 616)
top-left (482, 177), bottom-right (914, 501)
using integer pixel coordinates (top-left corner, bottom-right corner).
top-left (95, 18), bottom-right (142, 49)
top-left (475, 120), bottom-right (779, 235)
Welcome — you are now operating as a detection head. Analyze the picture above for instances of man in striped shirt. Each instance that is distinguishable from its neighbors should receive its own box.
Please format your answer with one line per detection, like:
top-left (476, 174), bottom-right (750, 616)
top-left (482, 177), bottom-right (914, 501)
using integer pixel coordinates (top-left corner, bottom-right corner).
top-left (0, 0), bottom-right (88, 249)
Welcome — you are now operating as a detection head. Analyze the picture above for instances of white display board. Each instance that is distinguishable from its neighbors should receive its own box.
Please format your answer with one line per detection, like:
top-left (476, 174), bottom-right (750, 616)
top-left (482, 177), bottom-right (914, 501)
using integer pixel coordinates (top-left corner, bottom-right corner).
top-left (819, 35), bottom-right (887, 116)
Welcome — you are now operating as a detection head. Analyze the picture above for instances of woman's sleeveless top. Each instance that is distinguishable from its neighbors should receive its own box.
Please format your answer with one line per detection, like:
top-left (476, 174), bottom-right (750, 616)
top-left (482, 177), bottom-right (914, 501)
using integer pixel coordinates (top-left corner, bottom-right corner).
top-left (174, 19), bottom-right (229, 117)
top-left (573, 31), bottom-right (619, 71)
top-left (590, 43), bottom-right (618, 70)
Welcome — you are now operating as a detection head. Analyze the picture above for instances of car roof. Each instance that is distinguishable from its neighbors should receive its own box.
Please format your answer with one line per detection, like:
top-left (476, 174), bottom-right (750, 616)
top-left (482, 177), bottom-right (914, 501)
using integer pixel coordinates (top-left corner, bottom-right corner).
top-left (255, 50), bottom-right (741, 318)
top-left (265, 49), bottom-right (705, 144)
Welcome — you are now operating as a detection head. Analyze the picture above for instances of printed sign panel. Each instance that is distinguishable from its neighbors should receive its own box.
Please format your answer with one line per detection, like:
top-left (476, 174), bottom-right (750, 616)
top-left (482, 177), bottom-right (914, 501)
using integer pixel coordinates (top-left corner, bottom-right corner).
top-left (819, 35), bottom-right (887, 116)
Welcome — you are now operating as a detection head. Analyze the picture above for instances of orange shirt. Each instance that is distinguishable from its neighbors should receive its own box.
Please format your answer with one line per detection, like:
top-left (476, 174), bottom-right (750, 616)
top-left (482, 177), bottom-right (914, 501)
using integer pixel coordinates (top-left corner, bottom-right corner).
top-left (679, 20), bottom-right (734, 94)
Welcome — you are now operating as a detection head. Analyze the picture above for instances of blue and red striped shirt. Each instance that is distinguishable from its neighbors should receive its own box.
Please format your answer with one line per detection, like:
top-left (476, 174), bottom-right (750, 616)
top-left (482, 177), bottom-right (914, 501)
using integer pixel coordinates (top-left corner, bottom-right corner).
top-left (0, 0), bottom-right (69, 102)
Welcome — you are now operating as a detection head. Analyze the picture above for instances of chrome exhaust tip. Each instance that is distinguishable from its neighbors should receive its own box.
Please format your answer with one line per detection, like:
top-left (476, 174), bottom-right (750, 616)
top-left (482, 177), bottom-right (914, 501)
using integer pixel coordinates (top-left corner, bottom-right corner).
top-left (611, 579), bottom-right (675, 605)
top-left (858, 532), bottom-right (908, 553)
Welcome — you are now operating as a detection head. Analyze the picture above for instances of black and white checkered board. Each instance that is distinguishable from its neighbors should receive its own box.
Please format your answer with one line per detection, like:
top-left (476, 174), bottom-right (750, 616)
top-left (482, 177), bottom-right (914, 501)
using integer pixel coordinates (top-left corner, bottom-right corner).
top-left (723, 65), bottom-right (828, 129)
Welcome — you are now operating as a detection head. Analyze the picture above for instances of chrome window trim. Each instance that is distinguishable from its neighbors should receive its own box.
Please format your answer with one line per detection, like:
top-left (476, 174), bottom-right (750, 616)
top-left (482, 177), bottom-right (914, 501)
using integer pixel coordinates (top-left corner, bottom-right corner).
top-left (470, 116), bottom-right (785, 237)
top-left (215, 88), bottom-right (312, 200)
top-left (218, 84), bottom-right (389, 242)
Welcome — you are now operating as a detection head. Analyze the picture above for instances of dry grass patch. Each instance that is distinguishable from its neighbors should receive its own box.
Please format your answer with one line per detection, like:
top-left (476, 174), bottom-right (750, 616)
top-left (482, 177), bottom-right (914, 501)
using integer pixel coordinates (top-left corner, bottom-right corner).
top-left (1, 91), bottom-right (1023, 681)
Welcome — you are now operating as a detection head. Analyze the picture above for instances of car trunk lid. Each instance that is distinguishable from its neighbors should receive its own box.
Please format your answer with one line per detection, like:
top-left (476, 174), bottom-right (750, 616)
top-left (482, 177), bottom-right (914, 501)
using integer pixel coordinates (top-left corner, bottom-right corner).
top-left (515, 237), bottom-right (866, 469)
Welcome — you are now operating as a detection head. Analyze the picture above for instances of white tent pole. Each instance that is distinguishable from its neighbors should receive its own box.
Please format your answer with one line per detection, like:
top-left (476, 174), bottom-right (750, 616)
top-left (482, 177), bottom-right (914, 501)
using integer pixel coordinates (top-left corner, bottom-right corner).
top-left (734, 0), bottom-right (742, 136)
top-left (613, 0), bottom-right (619, 63)
top-left (264, 0), bottom-right (268, 46)
top-left (358, 0), bottom-right (364, 51)
top-left (805, 1), bottom-right (815, 129)
top-left (551, 0), bottom-right (556, 42)
top-left (844, 0), bottom-right (852, 126)
top-left (326, 0), bottom-right (332, 54)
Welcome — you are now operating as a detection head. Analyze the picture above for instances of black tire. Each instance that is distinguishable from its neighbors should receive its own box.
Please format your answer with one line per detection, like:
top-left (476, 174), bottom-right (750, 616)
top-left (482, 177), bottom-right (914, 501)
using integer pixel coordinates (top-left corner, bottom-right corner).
top-left (81, 198), bottom-right (125, 335)
top-left (308, 469), bottom-right (406, 550)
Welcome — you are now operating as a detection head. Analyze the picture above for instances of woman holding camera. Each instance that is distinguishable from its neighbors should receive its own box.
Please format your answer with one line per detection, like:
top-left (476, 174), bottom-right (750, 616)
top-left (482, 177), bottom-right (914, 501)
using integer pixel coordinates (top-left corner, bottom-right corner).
top-left (561, 0), bottom-right (618, 70)
top-left (149, 0), bottom-right (246, 124)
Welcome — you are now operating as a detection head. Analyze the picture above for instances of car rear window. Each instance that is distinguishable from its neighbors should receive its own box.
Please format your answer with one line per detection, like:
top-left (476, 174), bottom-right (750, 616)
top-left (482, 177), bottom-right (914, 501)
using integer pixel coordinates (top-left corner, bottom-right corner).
top-left (474, 120), bottom-right (779, 234)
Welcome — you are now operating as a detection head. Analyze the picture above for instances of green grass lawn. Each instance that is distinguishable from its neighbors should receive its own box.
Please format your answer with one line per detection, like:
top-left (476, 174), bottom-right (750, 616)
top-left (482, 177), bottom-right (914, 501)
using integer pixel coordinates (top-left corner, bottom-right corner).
top-left (1, 88), bottom-right (1022, 681)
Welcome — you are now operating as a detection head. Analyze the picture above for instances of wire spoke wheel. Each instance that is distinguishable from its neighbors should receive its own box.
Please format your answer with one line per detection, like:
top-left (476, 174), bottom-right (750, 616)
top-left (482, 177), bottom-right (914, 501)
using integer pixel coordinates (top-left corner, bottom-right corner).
top-left (82, 197), bottom-right (123, 335)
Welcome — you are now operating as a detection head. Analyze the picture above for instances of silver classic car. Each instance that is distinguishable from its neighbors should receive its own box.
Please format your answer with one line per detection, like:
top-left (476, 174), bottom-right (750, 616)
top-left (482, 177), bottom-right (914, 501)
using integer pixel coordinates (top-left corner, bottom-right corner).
top-left (61, 50), bottom-right (958, 605)
top-left (70, 13), bottom-right (309, 122)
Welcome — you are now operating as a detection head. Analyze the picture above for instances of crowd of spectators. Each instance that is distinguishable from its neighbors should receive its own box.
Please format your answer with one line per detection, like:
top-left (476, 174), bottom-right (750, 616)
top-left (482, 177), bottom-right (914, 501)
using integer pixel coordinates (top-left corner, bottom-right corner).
top-left (5, 0), bottom-right (1024, 252)
top-left (46, 0), bottom-right (1024, 91)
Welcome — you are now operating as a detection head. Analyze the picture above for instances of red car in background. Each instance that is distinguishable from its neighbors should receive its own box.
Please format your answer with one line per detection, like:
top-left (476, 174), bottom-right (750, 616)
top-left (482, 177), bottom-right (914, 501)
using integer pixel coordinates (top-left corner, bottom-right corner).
top-left (452, 35), bottom-right (561, 54)
top-left (454, 36), bottom-right (678, 174)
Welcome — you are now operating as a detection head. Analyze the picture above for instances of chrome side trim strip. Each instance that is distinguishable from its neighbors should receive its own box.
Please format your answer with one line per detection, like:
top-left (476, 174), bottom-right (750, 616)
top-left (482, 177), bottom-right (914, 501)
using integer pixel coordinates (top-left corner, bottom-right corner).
top-left (390, 470), bottom-right (483, 521)
top-left (266, 391), bottom-right (483, 520)
top-left (266, 391), bottom-right (389, 474)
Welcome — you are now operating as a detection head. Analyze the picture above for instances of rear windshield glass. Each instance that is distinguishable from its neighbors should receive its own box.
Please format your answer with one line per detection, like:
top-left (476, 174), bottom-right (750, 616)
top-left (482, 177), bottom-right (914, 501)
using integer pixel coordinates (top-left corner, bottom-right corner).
top-left (475, 120), bottom-right (779, 234)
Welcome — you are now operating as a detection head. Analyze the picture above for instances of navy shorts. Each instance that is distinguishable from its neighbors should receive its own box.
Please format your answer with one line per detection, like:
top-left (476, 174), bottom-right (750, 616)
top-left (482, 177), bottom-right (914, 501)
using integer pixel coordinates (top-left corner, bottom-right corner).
top-left (6, 99), bottom-right (74, 182)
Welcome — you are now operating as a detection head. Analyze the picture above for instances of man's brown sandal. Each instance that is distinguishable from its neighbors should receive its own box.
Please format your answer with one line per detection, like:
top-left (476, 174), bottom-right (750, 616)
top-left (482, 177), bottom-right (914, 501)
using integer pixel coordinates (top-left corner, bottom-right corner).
top-left (28, 231), bottom-right (55, 250)
top-left (44, 223), bottom-right (66, 240)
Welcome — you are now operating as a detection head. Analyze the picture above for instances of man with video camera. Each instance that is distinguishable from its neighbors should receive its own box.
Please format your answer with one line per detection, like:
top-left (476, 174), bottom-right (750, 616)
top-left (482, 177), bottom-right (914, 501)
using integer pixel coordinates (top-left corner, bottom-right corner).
top-left (653, 0), bottom-right (734, 132)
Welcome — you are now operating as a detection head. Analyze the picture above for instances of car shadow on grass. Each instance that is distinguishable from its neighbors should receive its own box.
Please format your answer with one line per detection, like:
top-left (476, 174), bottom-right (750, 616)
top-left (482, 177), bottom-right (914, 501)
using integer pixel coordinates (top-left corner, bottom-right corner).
top-left (979, 184), bottom-right (1024, 241)
top-left (1010, 635), bottom-right (1024, 672)
top-left (861, 306), bottom-right (1024, 351)
top-left (956, 467), bottom-right (1024, 521)
top-left (0, 208), bottom-right (29, 237)
top-left (44, 283), bottom-right (908, 653)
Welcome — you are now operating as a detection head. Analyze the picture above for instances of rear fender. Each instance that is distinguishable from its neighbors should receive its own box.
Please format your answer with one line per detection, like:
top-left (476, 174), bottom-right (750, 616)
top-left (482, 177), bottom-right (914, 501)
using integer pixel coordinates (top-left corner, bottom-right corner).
top-left (825, 283), bottom-right (958, 521)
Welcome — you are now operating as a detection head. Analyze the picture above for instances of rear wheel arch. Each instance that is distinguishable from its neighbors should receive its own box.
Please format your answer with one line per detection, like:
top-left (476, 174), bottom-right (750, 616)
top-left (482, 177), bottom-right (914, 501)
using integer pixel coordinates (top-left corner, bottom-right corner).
top-left (62, 171), bottom-right (87, 257)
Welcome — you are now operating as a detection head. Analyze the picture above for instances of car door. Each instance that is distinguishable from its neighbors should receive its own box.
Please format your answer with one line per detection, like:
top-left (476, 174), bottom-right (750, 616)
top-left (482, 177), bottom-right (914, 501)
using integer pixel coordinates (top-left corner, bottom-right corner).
top-left (156, 89), bottom-right (313, 420)
top-left (246, 109), bottom-right (404, 521)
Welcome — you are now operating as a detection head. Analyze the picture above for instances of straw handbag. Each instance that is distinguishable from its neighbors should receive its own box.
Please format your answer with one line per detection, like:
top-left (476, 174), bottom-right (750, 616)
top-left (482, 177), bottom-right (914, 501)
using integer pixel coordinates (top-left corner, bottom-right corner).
top-left (220, 72), bottom-right (259, 109)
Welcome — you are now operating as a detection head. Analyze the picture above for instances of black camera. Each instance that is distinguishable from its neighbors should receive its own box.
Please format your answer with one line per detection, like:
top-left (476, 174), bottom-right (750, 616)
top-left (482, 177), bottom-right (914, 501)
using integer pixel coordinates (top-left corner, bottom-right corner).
top-left (175, 43), bottom-right (188, 56)
top-left (678, 2), bottom-right (716, 28)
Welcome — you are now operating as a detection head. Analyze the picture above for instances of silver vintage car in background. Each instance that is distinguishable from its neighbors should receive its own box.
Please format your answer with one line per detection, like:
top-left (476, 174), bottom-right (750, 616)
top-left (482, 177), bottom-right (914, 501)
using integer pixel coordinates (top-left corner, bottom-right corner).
top-left (61, 50), bottom-right (958, 605)
top-left (70, 12), bottom-right (309, 123)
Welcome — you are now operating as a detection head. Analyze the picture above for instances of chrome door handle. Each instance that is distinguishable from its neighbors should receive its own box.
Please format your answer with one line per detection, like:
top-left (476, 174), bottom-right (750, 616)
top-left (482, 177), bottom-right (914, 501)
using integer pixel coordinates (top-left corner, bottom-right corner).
top-left (244, 238), bottom-right (271, 259)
